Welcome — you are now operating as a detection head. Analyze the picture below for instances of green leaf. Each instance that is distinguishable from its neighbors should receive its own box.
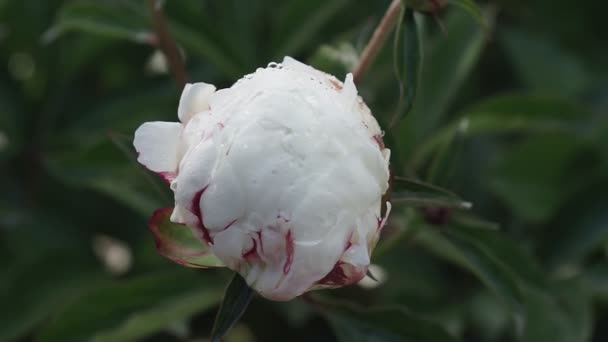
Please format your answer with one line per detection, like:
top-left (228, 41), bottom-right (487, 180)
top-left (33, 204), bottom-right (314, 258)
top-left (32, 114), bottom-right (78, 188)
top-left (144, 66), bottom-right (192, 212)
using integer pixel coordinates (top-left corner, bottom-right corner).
top-left (44, 1), bottom-right (151, 44)
top-left (395, 7), bottom-right (494, 161)
top-left (164, 0), bottom-right (261, 71)
top-left (500, 28), bottom-right (591, 97)
top-left (37, 270), bottom-right (224, 342)
top-left (416, 229), bottom-right (523, 310)
top-left (90, 290), bottom-right (217, 342)
top-left (450, 212), bottom-right (500, 231)
top-left (168, 19), bottom-right (244, 78)
top-left (149, 207), bottom-right (224, 268)
top-left (391, 7), bottom-right (422, 126)
top-left (46, 137), bottom-right (168, 216)
top-left (444, 232), bottom-right (523, 310)
top-left (273, 0), bottom-right (350, 58)
top-left (448, 0), bottom-right (486, 28)
top-left (403, 0), bottom-right (446, 12)
top-left (47, 1), bottom-right (243, 77)
top-left (488, 133), bottom-right (593, 222)
top-left (411, 94), bottom-right (582, 169)
top-left (0, 254), bottom-right (107, 342)
top-left (45, 86), bottom-right (176, 216)
top-left (519, 282), bottom-right (593, 342)
top-left (0, 84), bottom-right (22, 161)
top-left (540, 198), bottom-right (608, 268)
top-left (321, 299), bottom-right (461, 342)
top-left (582, 263), bottom-right (608, 301)
top-left (449, 224), bottom-right (548, 291)
top-left (211, 273), bottom-right (255, 342)
top-left (468, 290), bottom-right (512, 342)
top-left (391, 177), bottom-right (472, 209)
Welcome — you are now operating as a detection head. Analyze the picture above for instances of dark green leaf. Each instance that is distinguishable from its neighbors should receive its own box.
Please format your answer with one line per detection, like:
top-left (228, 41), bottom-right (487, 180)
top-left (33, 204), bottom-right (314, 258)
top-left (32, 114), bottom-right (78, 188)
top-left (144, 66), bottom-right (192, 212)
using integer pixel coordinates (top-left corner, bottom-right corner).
top-left (392, 177), bottom-right (472, 209)
top-left (519, 282), bottom-right (593, 342)
top-left (501, 28), bottom-right (591, 97)
top-left (448, 0), bottom-right (486, 28)
top-left (449, 223), bottom-right (549, 290)
top-left (45, 1), bottom-right (151, 44)
top-left (444, 232), bottom-right (523, 310)
top-left (273, 0), bottom-right (350, 58)
top-left (450, 212), bottom-right (500, 231)
top-left (46, 137), bottom-right (168, 216)
top-left (391, 7), bottom-right (421, 126)
top-left (488, 133), bottom-right (593, 222)
top-left (321, 298), bottom-right (461, 342)
top-left (211, 273), bottom-right (255, 342)
top-left (469, 291), bottom-right (512, 342)
top-left (541, 198), bottom-right (608, 268)
top-left (45, 87), bottom-right (176, 216)
top-left (37, 270), bottom-right (223, 342)
top-left (0, 254), bottom-right (107, 342)
top-left (411, 94), bottom-right (580, 169)
top-left (168, 19), bottom-right (244, 78)
top-left (0, 84), bottom-right (22, 160)
top-left (416, 229), bottom-right (523, 310)
top-left (395, 8), bottom-right (494, 160)
top-left (582, 263), bottom-right (608, 301)
top-left (47, 1), bottom-right (243, 77)
top-left (403, 0), bottom-right (446, 12)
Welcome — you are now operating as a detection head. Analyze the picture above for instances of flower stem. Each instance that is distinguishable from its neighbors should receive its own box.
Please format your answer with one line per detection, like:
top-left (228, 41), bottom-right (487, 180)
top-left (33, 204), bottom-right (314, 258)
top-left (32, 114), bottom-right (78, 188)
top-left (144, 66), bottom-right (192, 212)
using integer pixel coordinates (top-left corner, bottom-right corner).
top-left (352, 0), bottom-right (403, 85)
top-left (147, 0), bottom-right (188, 89)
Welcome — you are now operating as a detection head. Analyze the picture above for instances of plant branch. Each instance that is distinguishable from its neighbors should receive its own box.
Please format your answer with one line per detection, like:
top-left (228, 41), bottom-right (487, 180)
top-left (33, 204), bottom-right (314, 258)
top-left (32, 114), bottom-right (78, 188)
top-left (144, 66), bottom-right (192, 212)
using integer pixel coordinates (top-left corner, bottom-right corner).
top-left (352, 0), bottom-right (403, 85)
top-left (147, 0), bottom-right (188, 89)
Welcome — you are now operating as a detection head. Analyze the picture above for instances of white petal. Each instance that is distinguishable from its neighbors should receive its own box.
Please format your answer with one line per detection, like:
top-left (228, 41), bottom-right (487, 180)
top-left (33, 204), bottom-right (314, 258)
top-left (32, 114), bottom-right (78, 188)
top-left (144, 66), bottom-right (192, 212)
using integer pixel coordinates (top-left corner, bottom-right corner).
top-left (133, 121), bottom-right (182, 177)
top-left (173, 138), bottom-right (220, 226)
top-left (200, 158), bottom-right (245, 231)
top-left (281, 56), bottom-right (309, 72)
top-left (341, 73), bottom-right (358, 104)
top-left (178, 82), bottom-right (216, 123)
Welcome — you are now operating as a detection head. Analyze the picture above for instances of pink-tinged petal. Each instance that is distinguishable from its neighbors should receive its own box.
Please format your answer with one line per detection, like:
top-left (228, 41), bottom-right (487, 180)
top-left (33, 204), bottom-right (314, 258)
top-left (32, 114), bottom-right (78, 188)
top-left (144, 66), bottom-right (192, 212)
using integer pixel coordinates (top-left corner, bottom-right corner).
top-left (379, 201), bottom-right (392, 230)
top-left (148, 207), bottom-right (224, 268)
top-left (190, 186), bottom-right (214, 245)
top-left (178, 82), bottom-right (216, 123)
top-left (133, 121), bottom-right (182, 180)
top-left (373, 134), bottom-right (385, 150)
top-left (316, 261), bottom-right (367, 287)
top-left (312, 223), bottom-right (372, 289)
top-left (242, 238), bottom-right (258, 260)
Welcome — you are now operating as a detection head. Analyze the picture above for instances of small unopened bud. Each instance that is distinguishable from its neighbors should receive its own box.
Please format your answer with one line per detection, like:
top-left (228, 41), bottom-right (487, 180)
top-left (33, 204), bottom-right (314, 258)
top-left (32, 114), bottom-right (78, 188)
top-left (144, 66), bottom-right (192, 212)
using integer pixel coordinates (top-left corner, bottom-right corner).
top-left (422, 207), bottom-right (452, 226)
top-left (93, 235), bottom-right (132, 275)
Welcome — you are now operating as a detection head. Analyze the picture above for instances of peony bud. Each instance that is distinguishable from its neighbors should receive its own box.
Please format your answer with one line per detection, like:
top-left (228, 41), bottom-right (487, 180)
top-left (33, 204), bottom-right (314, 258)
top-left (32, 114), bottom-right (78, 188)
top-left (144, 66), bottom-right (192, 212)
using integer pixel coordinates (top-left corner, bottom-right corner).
top-left (134, 57), bottom-right (391, 301)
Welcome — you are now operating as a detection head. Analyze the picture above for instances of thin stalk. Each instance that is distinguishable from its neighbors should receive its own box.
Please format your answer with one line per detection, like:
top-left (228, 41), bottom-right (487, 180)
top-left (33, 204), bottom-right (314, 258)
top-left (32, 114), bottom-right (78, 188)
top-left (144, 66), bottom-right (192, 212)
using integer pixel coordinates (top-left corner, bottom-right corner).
top-left (147, 0), bottom-right (188, 89)
top-left (352, 0), bottom-right (403, 85)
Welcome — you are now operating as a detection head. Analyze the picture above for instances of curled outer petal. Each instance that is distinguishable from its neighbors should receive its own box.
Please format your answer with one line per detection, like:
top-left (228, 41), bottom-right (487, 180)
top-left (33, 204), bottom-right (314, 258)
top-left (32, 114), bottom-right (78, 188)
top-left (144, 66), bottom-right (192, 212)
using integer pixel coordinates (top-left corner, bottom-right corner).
top-left (133, 121), bottom-right (182, 182)
top-left (148, 207), bottom-right (224, 267)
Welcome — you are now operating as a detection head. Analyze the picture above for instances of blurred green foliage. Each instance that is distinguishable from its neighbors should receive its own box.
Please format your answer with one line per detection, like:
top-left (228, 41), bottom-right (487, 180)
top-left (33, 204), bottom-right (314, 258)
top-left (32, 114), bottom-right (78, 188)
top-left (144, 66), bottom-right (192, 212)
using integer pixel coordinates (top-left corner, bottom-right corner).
top-left (1, 0), bottom-right (607, 341)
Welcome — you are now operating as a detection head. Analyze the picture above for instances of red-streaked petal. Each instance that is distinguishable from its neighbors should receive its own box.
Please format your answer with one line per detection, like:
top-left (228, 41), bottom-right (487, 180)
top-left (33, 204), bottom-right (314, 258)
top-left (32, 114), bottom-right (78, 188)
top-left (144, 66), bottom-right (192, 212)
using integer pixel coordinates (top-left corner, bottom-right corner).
top-left (148, 207), bottom-right (224, 268)
top-left (316, 261), bottom-right (367, 287)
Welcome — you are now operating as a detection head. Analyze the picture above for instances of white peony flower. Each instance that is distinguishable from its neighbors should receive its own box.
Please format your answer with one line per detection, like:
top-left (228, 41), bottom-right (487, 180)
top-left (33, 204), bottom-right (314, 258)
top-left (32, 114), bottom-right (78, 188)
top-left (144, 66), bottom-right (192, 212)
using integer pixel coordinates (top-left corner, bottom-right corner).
top-left (134, 57), bottom-right (391, 301)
